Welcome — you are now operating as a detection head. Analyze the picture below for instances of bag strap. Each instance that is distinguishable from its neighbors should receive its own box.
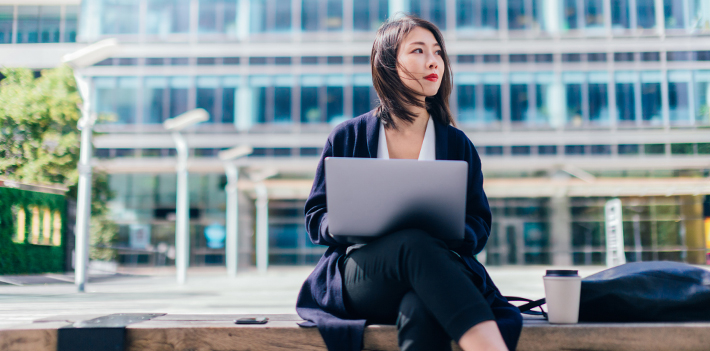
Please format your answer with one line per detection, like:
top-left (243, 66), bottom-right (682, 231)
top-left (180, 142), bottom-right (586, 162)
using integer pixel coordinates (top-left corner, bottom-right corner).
top-left (505, 296), bottom-right (548, 319)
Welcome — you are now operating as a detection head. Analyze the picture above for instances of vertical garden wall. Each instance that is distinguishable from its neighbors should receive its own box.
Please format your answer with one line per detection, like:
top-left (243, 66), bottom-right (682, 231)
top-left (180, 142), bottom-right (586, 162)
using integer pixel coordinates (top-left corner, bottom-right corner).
top-left (0, 187), bottom-right (66, 274)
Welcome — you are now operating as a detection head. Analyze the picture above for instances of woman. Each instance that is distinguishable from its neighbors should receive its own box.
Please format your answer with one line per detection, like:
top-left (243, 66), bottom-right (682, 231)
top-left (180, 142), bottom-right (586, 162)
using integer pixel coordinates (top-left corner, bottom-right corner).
top-left (296, 14), bottom-right (523, 351)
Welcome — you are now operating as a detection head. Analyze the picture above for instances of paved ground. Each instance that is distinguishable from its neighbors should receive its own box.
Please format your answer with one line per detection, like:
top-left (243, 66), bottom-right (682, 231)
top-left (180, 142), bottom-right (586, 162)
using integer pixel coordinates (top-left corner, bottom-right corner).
top-left (0, 265), bottom-right (607, 329)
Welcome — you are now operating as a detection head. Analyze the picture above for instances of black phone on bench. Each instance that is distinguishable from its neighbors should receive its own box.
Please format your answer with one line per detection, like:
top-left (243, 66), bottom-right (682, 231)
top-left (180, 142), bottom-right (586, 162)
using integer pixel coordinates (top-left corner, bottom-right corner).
top-left (235, 317), bottom-right (268, 324)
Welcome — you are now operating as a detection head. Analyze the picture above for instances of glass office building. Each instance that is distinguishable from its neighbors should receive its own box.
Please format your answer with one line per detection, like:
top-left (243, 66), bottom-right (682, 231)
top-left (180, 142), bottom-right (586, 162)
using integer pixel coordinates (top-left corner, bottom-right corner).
top-left (2, 0), bottom-right (709, 267)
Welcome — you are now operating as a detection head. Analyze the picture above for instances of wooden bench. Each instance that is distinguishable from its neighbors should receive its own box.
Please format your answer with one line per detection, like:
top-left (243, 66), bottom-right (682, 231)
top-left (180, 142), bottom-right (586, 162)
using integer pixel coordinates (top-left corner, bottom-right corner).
top-left (2, 314), bottom-right (710, 351)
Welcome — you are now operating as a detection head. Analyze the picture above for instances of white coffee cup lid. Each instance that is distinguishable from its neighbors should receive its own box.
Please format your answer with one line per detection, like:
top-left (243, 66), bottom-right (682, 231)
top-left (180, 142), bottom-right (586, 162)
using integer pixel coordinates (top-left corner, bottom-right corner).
top-left (545, 270), bottom-right (579, 277)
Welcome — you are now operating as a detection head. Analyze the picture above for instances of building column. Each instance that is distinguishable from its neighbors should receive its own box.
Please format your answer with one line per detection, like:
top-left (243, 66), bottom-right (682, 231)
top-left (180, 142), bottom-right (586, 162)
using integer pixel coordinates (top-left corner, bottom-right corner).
top-left (551, 192), bottom-right (572, 266)
top-left (681, 195), bottom-right (705, 264)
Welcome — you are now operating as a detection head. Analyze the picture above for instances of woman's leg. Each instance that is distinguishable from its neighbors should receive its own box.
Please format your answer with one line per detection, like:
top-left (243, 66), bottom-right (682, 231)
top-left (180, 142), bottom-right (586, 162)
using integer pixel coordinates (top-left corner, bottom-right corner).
top-left (397, 291), bottom-right (451, 351)
top-left (341, 228), bottom-right (497, 344)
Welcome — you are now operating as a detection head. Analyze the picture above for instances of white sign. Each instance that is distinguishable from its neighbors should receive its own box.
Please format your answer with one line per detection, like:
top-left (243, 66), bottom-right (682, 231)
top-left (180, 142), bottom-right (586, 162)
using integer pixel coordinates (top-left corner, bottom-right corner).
top-left (129, 224), bottom-right (151, 249)
top-left (604, 199), bottom-right (626, 267)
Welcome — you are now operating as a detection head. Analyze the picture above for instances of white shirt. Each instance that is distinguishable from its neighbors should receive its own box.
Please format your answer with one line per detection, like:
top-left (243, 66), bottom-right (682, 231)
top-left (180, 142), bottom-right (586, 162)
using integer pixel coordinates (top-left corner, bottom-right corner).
top-left (377, 114), bottom-right (436, 160)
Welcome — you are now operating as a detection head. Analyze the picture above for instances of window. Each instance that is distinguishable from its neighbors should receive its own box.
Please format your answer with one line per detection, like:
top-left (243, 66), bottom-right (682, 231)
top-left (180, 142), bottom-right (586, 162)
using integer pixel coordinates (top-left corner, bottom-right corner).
top-left (327, 56), bottom-right (343, 65)
top-left (458, 84), bottom-right (477, 123)
top-left (411, 0), bottom-right (446, 29)
top-left (249, 57), bottom-right (267, 65)
top-left (535, 54), bottom-right (553, 63)
top-left (275, 57), bottom-right (291, 65)
top-left (353, 56), bottom-right (370, 64)
top-left (483, 54), bottom-right (501, 63)
top-left (100, 0), bottom-right (140, 34)
top-left (670, 143), bottom-right (693, 155)
top-left (636, 0), bottom-right (656, 28)
top-left (667, 51), bottom-right (691, 61)
top-left (618, 144), bottom-right (639, 154)
top-left (457, 55), bottom-right (476, 63)
top-left (118, 58), bottom-right (137, 66)
top-left (483, 82), bottom-right (502, 122)
top-left (146, 58), bottom-right (165, 65)
top-left (538, 145), bottom-right (557, 155)
top-left (170, 77), bottom-right (190, 119)
top-left (510, 83), bottom-right (529, 122)
top-left (485, 146), bottom-right (503, 156)
top-left (222, 85), bottom-right (236, 124)
top-left (196, 77), bottom-right (218, 123)
top-left (614, 52), bottom-right (634, 62)
top-left (353, 86), bottom-right (373, 117)
top-left (535, 74), bottom-right (553, 125)
top-left (224, 57), bottom-right (240, 64)
top-left (95, 77), bottom-right (138, 124)
top-left (197, 57), bottom-right (216, 65)
top-left (563, 0), bottom-right (579, 30)
top-left (641, 52), bottom-right (660, 61)
top-left (353, 0), bottom-right (387, 31)
top-left (611, 0), bottom-right (630, 29)
top-left (668, 71), bottom-right (691, 124)
top-left (251, 0), bottom-right (292, 33)
top-left (663, 0), bottom-right (685, 29)
top-left (587, 53), bottom-right (607, 62)
top-left (591, 145), bottom-right (611, 155)
top-left (39, 6), bottom-right (61, 43)
top-left (16, 6), bottom-right (40, 43)
top-left (301, 56), bottom-right (319, 64)
top-left (585, 0), bottom-right (604, 28)
top-left (507, 0), bottom-right (541, 30)
top-left (457, 0), bottom-right (498, 31)
top-left (641, 72), bottom-right (662, 124)
top-left (198, 0), bottom-right (237, 34)
top-left (0, 6), bottom-right (12, 44)
top-left (144, 77), bottom-right (167, 123)
top-left (588, 72), bottom-right (609, 124)
top-left (564, 73), bottom-right (583, 126)
top-left (302, 0), bottom-right (342, 31)
top-left (616, 82), bottom-right (635, 123)
top-left (509, 54), bottom-right (528, 63)
top-left (511, 146), bottom-right (531, 155)
top-left (562, 53), bottom-right (582, 62)
top-left (695, 71), bottom-right (710, 125)
top-left (644, 144), bottom-right (665, 154)
top-left (64, 6), bottom-right (79, 42)
top-left (565, 145), bottom-right (585, 155)
top-left (273, 87), bottom-right (292, 123)
top-left (326, 86), bottom-right (343, 122)
top-left (146, 0), bottom-right (190, 35)
top-left (171, 57), bottom-right (189, 65)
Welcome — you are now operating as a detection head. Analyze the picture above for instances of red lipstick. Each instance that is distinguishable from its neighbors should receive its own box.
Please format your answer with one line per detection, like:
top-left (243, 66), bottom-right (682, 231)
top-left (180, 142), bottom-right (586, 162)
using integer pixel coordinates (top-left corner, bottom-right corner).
top-left (424, 74), bottom-right (438, 82)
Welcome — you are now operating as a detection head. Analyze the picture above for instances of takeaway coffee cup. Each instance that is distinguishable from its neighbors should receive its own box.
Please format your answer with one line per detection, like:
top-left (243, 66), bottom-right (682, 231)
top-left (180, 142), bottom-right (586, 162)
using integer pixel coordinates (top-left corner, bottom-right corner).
top-left (543, 270), bottom-right (582, 324)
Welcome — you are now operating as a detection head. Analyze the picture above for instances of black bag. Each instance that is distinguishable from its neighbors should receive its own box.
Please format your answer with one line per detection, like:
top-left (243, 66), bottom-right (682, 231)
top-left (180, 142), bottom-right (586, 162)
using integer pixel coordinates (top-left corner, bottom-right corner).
top-left (579, 261), bottom-right (710, 322)
top-left (509, 261), bottom-right (710, 322)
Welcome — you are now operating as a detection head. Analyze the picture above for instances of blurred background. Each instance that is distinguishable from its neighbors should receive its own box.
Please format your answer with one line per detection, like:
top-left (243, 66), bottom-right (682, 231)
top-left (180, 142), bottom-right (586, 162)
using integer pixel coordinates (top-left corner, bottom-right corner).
top-left (1, 0), bottom-right (709, 276)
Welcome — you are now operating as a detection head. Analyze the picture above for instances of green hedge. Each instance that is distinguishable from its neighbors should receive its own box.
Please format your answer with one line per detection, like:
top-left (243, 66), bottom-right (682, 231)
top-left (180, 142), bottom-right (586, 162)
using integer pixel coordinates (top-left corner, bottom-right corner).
top-left (0, 187), bottom-right (66, 275)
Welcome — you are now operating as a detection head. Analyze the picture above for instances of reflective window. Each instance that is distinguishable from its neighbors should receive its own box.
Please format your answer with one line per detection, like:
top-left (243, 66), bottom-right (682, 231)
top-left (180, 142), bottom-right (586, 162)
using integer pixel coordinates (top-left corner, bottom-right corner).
top-left (510, 83), bottom-right (529, 122)
top-left (274, 86), bottom-right (292, 123)
top-left (353, 86), bottom-right (373, 117)
top-left (101, 0), bottom-right (140, 34)
top-left (535, 73), bottom-right (553, 126)
top-left (95, 77), bottom-right (138, 124)
top-left (585, 0), bottom-right (604, 28)
top-left (483, 76), bottom-right (502, 122)
top-left (196, 77), bottom-right (218, 123)
top-left (170, 77), bottom-right (190, 119)
top-left (353, 0), bottom-right (387, 31)
top-left (146, 0), bottom-right (189, 35)
top-left (663, 0), bottom-right (685, 29)
top-left (0, 6), bottom-right (13, 44)
top-left (411, 0), bottom-right (447, 30)
top-left (326, 75), bottom-right (344, 123)
top-left (563, 0), bottom-right (579, 30)
top-left (144, 77), bottom-right (167, 124)
top-left (668, 71), bottom-right (691, 124)
top-left (16, 6), bottom-right (40, 43)
top-left (611, 0), bottom-right (630, 29)
top-left (301, 87), bottom-right (320, 122)
top-left (507, 0), bottom-right (541, 30)
top-left (564, 73), bottom-right (583, 126)
top-left (616, 85), bottom-right (636, 123)
top-left (252, 0), bottom-right (292, 33)
top-left (458, 84), bottom-right (477, 123)
top-left (588, 72), bottom-right (609, 124)
top-left (640, 72), bottom-right (662, 124)
top-left (636, 0), bottom-right (656, 28)
top-left (64, 6), bottom-right (79, 42)
top-left (691, 0), bottom-right (710, 31)
top-left (457, 0), bottom-right (498, 31)
top-left (302, 0), bottom-right (343, 31)
top-left (695, 71), bottom-right (710, 125)
top-left (222, 86), bottom-right (236, 124)
top-left (198, 0), bottom-right (238, 34)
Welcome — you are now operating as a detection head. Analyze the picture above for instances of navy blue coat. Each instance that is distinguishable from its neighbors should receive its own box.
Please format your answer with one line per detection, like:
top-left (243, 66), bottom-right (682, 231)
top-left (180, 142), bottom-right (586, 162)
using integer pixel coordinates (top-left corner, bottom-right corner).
top-left (296, 111), bottom-right (523, 351)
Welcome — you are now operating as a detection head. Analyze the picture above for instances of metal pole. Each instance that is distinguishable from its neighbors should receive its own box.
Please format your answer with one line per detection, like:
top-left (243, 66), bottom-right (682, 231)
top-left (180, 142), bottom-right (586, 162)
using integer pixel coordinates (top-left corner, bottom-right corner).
top-left (74, 73), bottom-right (93, 293)
top-left (224, 162), bottom-right (239, 277)
top-left (172, 132), bottom-right (190, 284)
top-left (255, 182), bottom-right (269, 274)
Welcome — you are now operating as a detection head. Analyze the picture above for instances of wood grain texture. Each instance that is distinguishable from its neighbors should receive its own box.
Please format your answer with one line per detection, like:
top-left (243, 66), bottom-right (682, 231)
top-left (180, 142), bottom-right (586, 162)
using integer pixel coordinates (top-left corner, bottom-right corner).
top-left (0, 322), bottom-right (66, 351)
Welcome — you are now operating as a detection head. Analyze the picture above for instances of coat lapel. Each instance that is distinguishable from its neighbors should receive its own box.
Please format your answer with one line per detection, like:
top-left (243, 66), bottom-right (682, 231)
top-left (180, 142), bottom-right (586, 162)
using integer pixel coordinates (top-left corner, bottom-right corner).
top-left (433, 117), bottom-right (449, 160)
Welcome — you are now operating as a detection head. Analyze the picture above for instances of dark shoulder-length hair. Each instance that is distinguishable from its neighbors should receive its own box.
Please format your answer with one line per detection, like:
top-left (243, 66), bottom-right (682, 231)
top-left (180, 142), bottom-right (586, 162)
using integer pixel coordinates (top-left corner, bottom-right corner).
top-left (371, 14), bottom-right (454, 130)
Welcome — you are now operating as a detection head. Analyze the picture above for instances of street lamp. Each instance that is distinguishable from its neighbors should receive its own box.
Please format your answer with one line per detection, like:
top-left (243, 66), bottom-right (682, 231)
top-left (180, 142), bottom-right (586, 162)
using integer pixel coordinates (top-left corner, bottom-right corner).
top-left (163, 108), bottom-right (209, 285)
top-left (62, 38), bottom-right (119, 293)
top-left (217, 145), bottom-right (253, 277)
top-left (250, 169), bottom-right (278, 274)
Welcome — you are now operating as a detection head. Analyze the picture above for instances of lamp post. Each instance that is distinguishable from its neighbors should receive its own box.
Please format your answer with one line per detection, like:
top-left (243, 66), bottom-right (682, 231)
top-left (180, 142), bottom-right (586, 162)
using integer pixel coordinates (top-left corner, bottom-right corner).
top-left (217, 145), bottom-right (253, 277)
top-left (249, 169), bottom-right (278, 274)
top-left (62, 38), bottom-right (118, 293)
top-left (163, 109), bottom-right (209, 285)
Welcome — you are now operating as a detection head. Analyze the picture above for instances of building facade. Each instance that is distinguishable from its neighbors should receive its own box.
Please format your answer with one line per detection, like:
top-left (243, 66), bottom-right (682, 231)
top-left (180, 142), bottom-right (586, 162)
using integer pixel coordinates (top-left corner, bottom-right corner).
top-left (2, 0), bottom-right (709, 268)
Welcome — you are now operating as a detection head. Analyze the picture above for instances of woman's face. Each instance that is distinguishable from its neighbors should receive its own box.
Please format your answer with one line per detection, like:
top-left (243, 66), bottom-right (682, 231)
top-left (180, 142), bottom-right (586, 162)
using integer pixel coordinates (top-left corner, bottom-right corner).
top-left (396, 26), bottom-right (445, 99)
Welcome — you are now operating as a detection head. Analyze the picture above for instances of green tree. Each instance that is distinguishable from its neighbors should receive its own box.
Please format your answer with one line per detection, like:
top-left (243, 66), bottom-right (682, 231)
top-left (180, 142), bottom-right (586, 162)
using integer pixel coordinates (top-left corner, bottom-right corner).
top-left (0, 65), bottom-right (118, 261)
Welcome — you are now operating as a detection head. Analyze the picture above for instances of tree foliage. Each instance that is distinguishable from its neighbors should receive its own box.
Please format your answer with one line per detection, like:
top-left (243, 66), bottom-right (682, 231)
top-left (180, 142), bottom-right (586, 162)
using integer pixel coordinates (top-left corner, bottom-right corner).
top-left (0, 65), bottom-right (118, 262)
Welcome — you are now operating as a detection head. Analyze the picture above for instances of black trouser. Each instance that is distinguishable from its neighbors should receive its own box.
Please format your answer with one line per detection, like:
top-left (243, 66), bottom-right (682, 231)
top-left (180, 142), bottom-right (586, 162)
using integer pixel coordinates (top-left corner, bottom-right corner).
top-left (340, 228), bottom-right (495, 351)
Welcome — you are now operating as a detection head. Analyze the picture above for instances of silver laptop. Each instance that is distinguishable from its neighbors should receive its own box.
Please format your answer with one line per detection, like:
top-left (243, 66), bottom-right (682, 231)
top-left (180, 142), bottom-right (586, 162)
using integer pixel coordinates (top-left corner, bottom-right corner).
top-left (325, 157), bottom-right (468, 245)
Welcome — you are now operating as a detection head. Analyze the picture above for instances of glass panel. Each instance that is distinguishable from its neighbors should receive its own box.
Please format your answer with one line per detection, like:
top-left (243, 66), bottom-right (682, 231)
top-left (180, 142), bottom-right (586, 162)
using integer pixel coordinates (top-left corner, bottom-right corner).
top-left (17, 6), bottom-right (40, 43)
top-left (588, 83), bottom-right (608, 123)
top-left (101, 0), bottom-right (140, 34)
top-left (695, 71), bottom-right (710, 124)
top-left (663, 0), bottom-right (685, 29)
top-left (483, 84), bottom-right (502, 122)
top-left (691, 0), bottom-right (710, 31)
top-left (611, 0), bottom-right (630, 28)
top-left (563, 0), bottom-right (579, 30)
top-left (508, 0), bottom-right (526, 29)
top-left (116, 78), bottom-right (138, 124)
top-left (147, 0), bottom-right (190, 34)
top-left (301, 87), bottom-right (320, 123)
top-left (668, 82), bottom-right (690, 123)
top-left (457, 85), bottom-right (477, 123)
top-left (302, 0), bottom-right (318, 31)
top-left (64, 6), bottom-right (79, 42)
top-left (144, 78), bottom-right (166, 124)
top-left (326, 0), bottom-right (343, 31)
top-left (616, 83), bottom-right (636, 122)
top-left (535, 84), bottom-right (550, 125)
top-left (169, 78), bottom-right (189, 119)
top-left (196, 88), bottom-right (216, 123)
top-left (0, 6), bottom-right (14, 44)
top-left (636, 0), bottom-right (656, 28)
top-left (354, 0), bottom-right (386, 31)
top-left (222, 87), bottom-right (236, 123)
top-left (254, 87), bottom-right (266, 123)
top-left (457, 0), bottom-right (474, 29)
top-left (430, 0), bottom-right (446, 29)
top-left (353, 86), bottom-right (371, 117)
top-left (199, 0), bottom-right (237, 33)
top-left (585, 0), bottom-right (604, 28)
top-left (274, 0), bottom-right (292, 31)
top-left (641, 83), bottom-right (662, 124)
top-left (39, 6), bottom-right (61, 43)
top-left (510, 84), bottom-right (529, 122)
top-left (482, 0), bottom-right (499, 29)
top-left (566, 84), bottom-right (583, 125)
top-left (274, 87), bottom-right (292, 123)
top-left (251, 0), bottom-right (266, 32)
top-left (326, 86), bottom-right (344, 122)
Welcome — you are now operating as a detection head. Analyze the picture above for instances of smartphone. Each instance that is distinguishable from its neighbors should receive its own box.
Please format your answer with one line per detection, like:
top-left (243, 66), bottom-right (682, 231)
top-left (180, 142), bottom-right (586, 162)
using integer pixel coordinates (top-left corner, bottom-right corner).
top-left (235, 317), bottom-right (268, 324)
